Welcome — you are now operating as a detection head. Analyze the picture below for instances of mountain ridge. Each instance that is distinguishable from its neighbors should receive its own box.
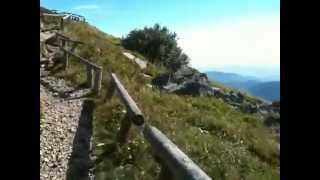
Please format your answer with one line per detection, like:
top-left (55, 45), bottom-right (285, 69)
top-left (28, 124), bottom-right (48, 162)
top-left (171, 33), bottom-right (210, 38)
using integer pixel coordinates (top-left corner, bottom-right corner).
top-left (206, 71), bottom-right (280, 101)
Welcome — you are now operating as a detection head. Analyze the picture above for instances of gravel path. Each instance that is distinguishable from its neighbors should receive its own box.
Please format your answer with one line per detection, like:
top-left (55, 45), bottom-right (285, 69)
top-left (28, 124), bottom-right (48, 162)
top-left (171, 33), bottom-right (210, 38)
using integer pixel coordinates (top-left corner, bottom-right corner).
top-left (40, 74), bottom-right (94, 180)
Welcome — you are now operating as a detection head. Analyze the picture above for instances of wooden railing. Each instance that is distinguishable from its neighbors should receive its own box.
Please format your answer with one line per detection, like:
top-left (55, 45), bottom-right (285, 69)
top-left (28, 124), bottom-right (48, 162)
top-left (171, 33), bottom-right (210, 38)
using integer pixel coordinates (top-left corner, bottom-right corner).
top-left (41, 12), bottom-right (211, 178)
top-left (40, 13), bottom-right (64, 31)
top-left (49, 9), bottom-right (86, 22)
top-left (104, 73), bottom-right (212, 180)
top-left (41, 12), bottom-right (85, 32)
top-left (60, 47), bottom-right (103, 96)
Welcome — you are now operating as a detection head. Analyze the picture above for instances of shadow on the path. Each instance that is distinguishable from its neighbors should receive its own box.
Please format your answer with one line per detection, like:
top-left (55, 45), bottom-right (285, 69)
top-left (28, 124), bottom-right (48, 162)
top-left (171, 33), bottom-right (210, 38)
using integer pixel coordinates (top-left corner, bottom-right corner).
top-left (40, 78), bottom-right (91, 99)
top-left (66, 100), bottom-right (95, 180)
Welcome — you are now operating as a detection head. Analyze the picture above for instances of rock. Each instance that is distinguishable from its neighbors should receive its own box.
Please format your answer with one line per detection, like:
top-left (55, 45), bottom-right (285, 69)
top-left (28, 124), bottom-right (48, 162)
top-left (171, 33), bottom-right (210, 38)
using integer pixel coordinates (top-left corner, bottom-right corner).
top-left (174, 82), bottom-right (215, 96)
top-left (123, 52), bottom-right (147, 69)
top-left (151, 65), bottom-right (214, 96)
top-left (69, 127), bottom-right (76, 133)
top-left (151, 73), bottom-right (170, 88)
top-left (97, 143), bottom-right (105, 147)
top-left (240, 101), bottom-right (258, 113)
top-left (142, 73), bottom-right (152, 78)
top-left (264, 113), bottom-right (280, 127)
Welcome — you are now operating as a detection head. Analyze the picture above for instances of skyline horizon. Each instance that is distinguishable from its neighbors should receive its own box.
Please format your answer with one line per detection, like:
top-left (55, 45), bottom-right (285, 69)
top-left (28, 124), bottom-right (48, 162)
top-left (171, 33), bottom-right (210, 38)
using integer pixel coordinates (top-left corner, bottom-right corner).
top-left (40, 1), bottom-right (279, 79)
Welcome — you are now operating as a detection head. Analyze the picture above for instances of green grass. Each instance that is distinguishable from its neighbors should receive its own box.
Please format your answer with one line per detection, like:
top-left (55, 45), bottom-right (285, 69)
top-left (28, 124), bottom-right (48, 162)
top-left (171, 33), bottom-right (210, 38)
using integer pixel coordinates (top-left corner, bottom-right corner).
top-left (54, 21), bottom-right (280, 180)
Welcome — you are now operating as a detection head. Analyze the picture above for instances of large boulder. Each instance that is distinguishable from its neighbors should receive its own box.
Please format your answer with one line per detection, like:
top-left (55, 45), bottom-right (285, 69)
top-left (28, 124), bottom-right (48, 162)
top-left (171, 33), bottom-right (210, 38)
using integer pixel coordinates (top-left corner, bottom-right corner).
top-left (171, 65), bottom-right (209, 85)
top-left (240, 101), bottom-right (258, 113)
top-left (174, 82), bottom-right (215, 96)
top-left (264, 113), bottom-right (280, 127)
top-left (151, 65), bottom-right (215, 96)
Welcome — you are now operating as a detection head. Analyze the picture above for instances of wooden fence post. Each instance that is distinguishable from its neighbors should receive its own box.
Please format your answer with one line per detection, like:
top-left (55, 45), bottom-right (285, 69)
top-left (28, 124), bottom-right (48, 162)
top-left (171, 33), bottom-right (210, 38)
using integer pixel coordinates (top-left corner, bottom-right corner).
top-left (70, 44), bottom-right (76, 53)
top-left (60, 18), bottom-right (64, 30)
top-left (153, 154), bottom-right (174, 180)
top-left (93, 67), bottom-right (102, 96)
top-left (104, 80), bottom-right (116, 103)
top-left (158, 163), bottom-right (173, 180)
top-left (64, 52), bottom-right (69, 70)
top-left (86, 66), bottom-right (94, 88)
top-left (117, 113), bottom-right (132, 145)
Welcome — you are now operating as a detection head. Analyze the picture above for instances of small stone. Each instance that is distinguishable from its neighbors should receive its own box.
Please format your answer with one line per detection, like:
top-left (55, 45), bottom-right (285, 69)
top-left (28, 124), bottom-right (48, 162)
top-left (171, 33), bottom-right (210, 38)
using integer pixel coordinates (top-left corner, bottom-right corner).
top-left (69, 127), bottom-right (76, 133)
top-left (97, 143), bottom-right (104, 147)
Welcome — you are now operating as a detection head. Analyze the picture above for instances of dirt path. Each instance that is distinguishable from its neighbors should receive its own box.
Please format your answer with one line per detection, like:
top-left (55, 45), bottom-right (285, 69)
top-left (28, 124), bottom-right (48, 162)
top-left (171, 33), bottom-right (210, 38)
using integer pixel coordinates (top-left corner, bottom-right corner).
top-left (40, 74), bottom-right (94, 180)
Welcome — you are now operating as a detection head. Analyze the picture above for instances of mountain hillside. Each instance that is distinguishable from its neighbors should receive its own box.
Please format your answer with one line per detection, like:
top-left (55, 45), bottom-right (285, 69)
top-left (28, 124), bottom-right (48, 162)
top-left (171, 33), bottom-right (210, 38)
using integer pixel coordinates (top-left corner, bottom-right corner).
top-left (206, 71), bottom-right (280, 101)
top-left (250, 81), bottom-right (280, 101)
top-left (41, 9), bottom-right (279, 180)
top-left (206, 71), bottom-right (259, 83)
top-left (40, 6), bottom-right (54, 14)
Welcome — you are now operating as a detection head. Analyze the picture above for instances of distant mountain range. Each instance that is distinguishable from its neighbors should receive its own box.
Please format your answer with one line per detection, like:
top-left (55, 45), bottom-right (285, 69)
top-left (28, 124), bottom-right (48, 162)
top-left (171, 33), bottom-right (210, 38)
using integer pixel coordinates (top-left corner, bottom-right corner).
top-left (206, 71), bottom-right (280, 101)
top-left (40, 6), bottom-right (54, 13)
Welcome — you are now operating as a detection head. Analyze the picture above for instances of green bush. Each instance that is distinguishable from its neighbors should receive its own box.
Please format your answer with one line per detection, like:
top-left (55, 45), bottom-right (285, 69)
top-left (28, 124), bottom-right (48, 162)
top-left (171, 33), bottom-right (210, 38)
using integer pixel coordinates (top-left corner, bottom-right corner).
top-left (122, 23), bottom-right (189, 72)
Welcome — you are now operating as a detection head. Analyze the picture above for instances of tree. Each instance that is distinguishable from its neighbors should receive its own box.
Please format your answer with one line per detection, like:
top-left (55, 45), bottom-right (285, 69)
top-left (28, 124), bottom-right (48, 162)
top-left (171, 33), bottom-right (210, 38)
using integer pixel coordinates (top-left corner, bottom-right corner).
top-left (122, 23), bottom-right (189, 71)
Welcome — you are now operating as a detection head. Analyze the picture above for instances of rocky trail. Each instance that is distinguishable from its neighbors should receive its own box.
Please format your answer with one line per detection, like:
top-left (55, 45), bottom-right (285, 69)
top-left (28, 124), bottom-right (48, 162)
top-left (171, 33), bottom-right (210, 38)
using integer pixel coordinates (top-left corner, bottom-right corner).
top-left (40, 12), bottom-right (99, 180)
top-left (40, 72), bottom-right (95, 180)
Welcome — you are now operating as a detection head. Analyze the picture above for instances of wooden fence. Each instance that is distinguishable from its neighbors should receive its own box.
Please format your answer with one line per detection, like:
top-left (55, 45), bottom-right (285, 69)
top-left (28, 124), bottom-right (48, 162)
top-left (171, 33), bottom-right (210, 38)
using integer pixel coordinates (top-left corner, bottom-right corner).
top-left (60, 47), bottom-right (103, 96)
top-left (104, 73), bottom-right (212, 180)
top-left (40, 13), bottom-right (64, 31)
top-left (49, 9), bottom-right (86, 22)
top-left (41, 12), bottom-right (85, 32)
top-left (41, 12), bottom-right (211, 178)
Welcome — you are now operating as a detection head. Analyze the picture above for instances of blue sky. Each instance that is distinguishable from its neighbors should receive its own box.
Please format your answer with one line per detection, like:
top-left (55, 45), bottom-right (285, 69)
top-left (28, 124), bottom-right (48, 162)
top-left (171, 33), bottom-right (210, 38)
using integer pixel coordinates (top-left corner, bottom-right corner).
top-left (41, 0), bottom-right (280, 79)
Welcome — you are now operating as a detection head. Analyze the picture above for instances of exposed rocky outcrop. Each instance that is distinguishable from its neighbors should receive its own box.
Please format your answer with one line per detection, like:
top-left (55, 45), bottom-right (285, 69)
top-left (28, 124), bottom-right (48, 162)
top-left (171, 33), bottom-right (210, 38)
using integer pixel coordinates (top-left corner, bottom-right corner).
top-left (152, 65), bottom-right (214, 96)
top-left (151, 65), bottom-right (280, 120)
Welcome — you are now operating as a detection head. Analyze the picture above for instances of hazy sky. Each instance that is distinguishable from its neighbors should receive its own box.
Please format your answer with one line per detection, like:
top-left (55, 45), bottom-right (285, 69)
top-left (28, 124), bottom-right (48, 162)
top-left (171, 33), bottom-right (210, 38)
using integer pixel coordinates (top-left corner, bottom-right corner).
top-left (41, 0), bottom-right (280, 77)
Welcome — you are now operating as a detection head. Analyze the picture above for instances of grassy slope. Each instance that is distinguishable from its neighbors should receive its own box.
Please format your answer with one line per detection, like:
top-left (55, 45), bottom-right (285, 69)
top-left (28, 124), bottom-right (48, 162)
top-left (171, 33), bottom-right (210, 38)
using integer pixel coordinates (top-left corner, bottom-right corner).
top-left (57, 21), bottom-right (279, 180)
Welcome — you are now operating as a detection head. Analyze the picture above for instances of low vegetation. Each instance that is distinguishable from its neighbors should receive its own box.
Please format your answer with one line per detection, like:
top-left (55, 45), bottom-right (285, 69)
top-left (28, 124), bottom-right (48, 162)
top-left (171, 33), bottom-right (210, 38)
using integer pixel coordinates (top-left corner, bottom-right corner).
top-left (53, 21), bottom-right (279, 180)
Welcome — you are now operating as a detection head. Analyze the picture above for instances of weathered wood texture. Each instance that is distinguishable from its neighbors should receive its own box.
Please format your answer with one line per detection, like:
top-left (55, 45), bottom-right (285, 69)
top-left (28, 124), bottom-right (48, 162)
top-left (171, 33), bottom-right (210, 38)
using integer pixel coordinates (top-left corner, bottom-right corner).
top-left (110, 73), bottom-right (144, 126)
top-left (60, 48), bottom-right (100, 69)
top-left (116, 113), bottom-right (132, 145)
top-left (158, 162), bottom-right (174, 180)
top-left (86, 66), bottom-right (94, 88)
top-left (64, 52), bottom-right (69, 70)
top-left (60, 47), bottom-right (102, 95)
top-left (104, 81), bottom-right (116, 102)
top-left (55, 32), bottom-right (84, 44)
top-left (42, 13), bottom-right (65, 17)
top-left (93, 67), bottom-right (103, 96)
top-left (143, 125), bottom-right (212, 180)
top-left (41, 13), bottom-right (64, 30)
top-left (104, 73), bottom-right (212, 180)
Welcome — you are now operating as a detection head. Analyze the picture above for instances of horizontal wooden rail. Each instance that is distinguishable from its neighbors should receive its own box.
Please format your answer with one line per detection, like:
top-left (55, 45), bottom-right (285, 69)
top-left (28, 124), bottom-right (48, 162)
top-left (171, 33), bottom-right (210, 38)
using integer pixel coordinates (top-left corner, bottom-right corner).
top-left (144, 125), bottom-right (212, 180)
top-left (60, 47), bottom-right (101, 69)
top-left (59, 47), bottom-right (102, 96)
top-left (104, 73), bottom-right (212, 180)
top-left (41, 12), bottom-right (86, 23)
top-left (41, 13), bottom-right (65, 17)
top-left (55, 33), bottom-right (84, 44)
top-left (110, 73), bottom-right (144, 126)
